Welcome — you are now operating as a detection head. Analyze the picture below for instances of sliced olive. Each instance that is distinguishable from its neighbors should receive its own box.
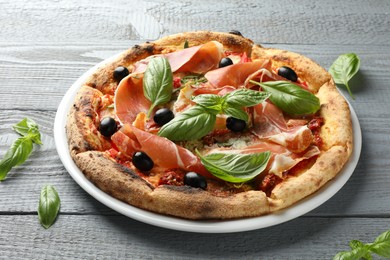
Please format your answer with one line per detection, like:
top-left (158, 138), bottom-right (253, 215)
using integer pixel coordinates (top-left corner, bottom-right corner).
top-left (184, 172), bottom-right (207, 190)
top-left (229, 30), bottom-right (243, 36)
top-left (219, 57), bottom-right (233, 68)
top-left (113, 66), bottom-right (129, 82)
top-left (99, 117), bottom-right (117, 137)
top-left (226, 117), bottom-right (246, 132)
top-left (132, 152), bottom-right (154, 171)
top-left (153, 108), bottom-right (174, 126)
top-left (278, 66), bottom-right (298, 82)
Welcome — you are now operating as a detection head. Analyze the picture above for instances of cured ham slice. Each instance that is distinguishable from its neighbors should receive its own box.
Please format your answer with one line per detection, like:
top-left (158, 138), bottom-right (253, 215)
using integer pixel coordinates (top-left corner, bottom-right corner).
top-left (111, 124), bottom-right (211, 176)
top-left (252, 101), bottom-right (288, 137)
top-left (205, 60), bottom-right (271, 88)
top-left (252, 101), bottom-right (314, 153)
top-left (133, 41), bottom-right (224, 74)
top-left (114, 74), bottom-right (151, 125)
top-left (265, 125), bottom-right (313, 153)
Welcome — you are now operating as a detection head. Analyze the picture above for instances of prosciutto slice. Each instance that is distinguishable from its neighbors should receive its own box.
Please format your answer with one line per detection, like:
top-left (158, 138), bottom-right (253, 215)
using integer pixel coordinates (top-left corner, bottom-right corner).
top-left (111, 124), bottom-right (210, 176)
top-left (205, 60), bottom-right (271, 88)
top-left (114, 74), bottom-right (151, 125)
top-left (133, 41), bottom-right (224, 74)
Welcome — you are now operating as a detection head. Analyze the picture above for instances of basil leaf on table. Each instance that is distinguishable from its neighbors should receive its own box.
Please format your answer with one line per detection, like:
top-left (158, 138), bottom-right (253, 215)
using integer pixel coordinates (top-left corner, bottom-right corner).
top-left (0, 118), bottom-right (42, 181)
top-left (158, 105), bottom-right (216, 141)
top-left (329, 53), bottom-right (360, 100)
top-left (333, 230), bottom-right (390, 260)
top-left (251, 80), bottom-right (320, 115)
top-left (38, 185), bottom-right (61, 229)
top-left (143, 57), bottom-right (173, 117)
top-left (196, 151), bottom-right (271, 183)
top-left (13, 117), bottom-right (42, 144)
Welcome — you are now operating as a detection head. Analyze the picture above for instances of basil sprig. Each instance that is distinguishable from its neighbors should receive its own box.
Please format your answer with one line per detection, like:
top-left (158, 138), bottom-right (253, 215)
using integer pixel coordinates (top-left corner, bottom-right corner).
top-left (329, 53), bottom-right (360, 100)
top-left (158, 89), bottom-right (269, 141)
top-left (334, 229), bottom-right (390, 260)
top-left (196, 150), bottom-right (271, 183)
top-left (143, 57), bottom-right (173, 117)
top-left (0, 118), bottom-right (42, 181)
top-left (38, 185), bottom-right (61, 229)
top-left (250, 80), bottom-right (320, 115)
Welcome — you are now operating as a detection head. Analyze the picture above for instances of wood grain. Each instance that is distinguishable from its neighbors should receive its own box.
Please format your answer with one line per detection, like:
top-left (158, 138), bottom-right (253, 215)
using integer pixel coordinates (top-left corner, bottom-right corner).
top-left (0, 215), bottom-right (388, 259)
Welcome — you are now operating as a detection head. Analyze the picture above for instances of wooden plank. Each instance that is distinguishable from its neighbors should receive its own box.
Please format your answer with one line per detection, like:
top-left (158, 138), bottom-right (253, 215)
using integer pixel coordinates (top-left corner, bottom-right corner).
top-left (0, 43), bottom-right (389, 111)
top-left (0, 0), bottom-right (389, 45)
top-left (0, 215), bottom-right (388, 259)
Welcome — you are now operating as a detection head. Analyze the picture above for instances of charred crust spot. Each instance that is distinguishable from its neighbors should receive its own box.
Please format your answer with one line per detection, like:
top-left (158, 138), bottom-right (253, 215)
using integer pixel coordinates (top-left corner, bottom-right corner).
top-left (144, 44), bottom-right (155, 54)
top-left (88, 153), bottom-right (93, 158)
top-left (318, 160), bottom-right (325, 167)
top-left (113, 164), bottom-right (154, 189)
top-left (224, 36), bottom-right (242, 47)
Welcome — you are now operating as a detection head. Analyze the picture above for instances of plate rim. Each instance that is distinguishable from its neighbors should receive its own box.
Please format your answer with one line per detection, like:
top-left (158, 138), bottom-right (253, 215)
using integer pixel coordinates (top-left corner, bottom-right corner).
top-left (54, 54), bottom-right (362, 233)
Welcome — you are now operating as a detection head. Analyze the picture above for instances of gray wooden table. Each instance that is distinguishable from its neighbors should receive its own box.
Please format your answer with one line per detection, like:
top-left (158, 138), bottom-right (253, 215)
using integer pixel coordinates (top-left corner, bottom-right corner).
top-left (1, 0), bottom-right (389, 259)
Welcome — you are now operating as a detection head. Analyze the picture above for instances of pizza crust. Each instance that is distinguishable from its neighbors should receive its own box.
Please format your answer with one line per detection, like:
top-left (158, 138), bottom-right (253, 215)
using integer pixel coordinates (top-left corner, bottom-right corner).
top-left (66, 31), bottom-right (353, 220)
top-left (74, 151), bottom-right (270, 219)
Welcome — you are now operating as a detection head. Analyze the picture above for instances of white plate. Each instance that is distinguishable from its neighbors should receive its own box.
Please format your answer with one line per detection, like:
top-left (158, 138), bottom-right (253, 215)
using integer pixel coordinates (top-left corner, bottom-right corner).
top-left (54, 56), bottom-right (362, 233)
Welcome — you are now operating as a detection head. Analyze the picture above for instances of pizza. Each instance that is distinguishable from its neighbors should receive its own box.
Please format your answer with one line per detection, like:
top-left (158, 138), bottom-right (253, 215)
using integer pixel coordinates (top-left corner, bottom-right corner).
top-left (66, 31), bottom-right (353, 219)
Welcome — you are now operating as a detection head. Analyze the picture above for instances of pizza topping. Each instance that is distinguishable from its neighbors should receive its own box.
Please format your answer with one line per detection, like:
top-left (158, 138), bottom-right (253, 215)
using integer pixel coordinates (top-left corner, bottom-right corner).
top-left (265, 125), bottom-right (313, 153)
top-left (143, 57), bottom-right (173, 117)
top-left (132, 151), bottom-right (154, 172)
top-left (184, 172), bottom-right (207, 190)
top-left (196, 150), bottom-right (271, 183)
top-left (277, 66), bottom-right (298, 82)
top-left (133, 41), bottom-right (224, 74)
top-left (205, 60), bottom-right (271, 88)
top-left (259, 174), bottom-right (282, 196)
top-left (218, 57), bottom-right (234, 68)
top-left (251, 80), bottom-right (320, 115)
top-left (153, 108), bottom-right (175, 126)
top-left (158, 89), bottom-right (269, 141)
top-left (113, 66), bottom-right (130, 82)
top-left (226, 117), bottom-right (246, 132)
top-left (99, 117), bottom-right (118, 137)
top-left (158, 169), bottom-right (184, 186)
top-left (115, 74), bottom-right (151, 124)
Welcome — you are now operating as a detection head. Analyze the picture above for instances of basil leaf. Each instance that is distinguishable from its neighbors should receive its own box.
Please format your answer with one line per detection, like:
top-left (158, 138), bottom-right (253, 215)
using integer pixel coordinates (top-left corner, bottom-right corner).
top-left (252, 80), bottom-right (320, 115)
top-left (13, 118), bottom-right (42, 144)
top-left (329, 53), bottom-right (360, 99)
top-left (38, 185), bottom-right (60, 229)
top-left (158, 105), bottom-right (216, 141)
top-left (223, 106), bottom-right (249, 122)
top-left (371, 230), bottom-right (390, 257)
top-left (225, 89), bottom-right (270, 107)
top-left (0, 136), bottom-right (33, 181)
top-left (143, 57), bottom-right (173, 117)
top-left (333, 248), bottom-right (370, 260)
top-left (197, 151), bottom-right (271, 183)
top-left (192, 94), bottom-right (224, 113)
top-left (184, 40), bottom-right (189, 49)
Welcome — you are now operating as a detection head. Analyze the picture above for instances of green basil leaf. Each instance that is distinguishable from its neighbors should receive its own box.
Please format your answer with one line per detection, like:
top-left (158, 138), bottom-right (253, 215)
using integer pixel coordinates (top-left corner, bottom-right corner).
top-left (252, 80), bottom-right (320, 115)
top-left (192, 94), bottom-right (224, 113)
top-left (371, 230), bottom-right (390, 257)
top-left (329, 53), bottom-right (360, 99)
top-left (349, 240), bottom-right (365, 250)
top-left (197, 151), bottom-right (271, 183)
top-left (225, 89), bottom-right (270, 107)
top-left (143, 57), bottom-right (173, 117)
top-left (0, 136), bottom-right (33, 181)
top-left (13, 118), bottom-right (42, 144)
top-left (158, 105), bottom-right (216, 141)
top-left (38, 185), bottom-right (60, 229)
top-left (333, 248), bottom-right (370, 260)
top-left (223, 106), bottom-right (249, 122)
